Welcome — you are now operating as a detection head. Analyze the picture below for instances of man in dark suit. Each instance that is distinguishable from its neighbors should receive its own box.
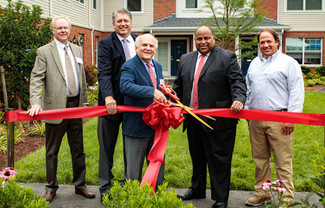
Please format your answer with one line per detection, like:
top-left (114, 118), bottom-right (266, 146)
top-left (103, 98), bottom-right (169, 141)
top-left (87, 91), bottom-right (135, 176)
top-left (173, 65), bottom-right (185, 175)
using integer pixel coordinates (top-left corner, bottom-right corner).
top-left (120, 34), bottom-right (167, 187)
top-left (28, 16), bottom-right (95, 202)
top-left (97, 8), bottom-right (138, 200)
top-left (173, 26), bottom-right (246, 208)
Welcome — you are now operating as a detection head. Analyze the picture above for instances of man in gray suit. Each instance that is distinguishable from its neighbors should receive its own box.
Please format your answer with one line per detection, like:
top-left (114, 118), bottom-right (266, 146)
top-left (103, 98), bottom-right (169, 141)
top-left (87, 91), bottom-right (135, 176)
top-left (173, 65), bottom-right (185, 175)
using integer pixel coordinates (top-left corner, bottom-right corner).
top-left (28, 16), bottom-right (95, 202)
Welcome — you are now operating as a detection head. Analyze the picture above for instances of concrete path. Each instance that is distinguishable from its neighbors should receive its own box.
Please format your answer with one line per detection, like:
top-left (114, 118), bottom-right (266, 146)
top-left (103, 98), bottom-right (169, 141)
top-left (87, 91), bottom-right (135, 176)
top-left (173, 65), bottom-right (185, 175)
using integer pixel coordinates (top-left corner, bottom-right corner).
top-left (21, 183), bottom-right (322, 208)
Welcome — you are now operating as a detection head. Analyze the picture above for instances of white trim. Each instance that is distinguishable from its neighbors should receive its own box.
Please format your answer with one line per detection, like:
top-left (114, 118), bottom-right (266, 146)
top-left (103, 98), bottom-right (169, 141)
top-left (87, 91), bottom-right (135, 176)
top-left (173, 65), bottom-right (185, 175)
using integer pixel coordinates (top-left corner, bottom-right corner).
top-left (284, 0), bottom-right (324, 12)
top-left (125, 0), bottom-right (144, 13)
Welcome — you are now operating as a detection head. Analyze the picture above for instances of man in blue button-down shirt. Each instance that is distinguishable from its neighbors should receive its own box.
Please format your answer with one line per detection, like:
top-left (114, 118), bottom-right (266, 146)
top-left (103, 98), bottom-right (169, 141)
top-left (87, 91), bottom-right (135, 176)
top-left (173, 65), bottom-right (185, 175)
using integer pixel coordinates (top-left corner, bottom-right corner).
top-left (245, 28), bottom-right (304, 207)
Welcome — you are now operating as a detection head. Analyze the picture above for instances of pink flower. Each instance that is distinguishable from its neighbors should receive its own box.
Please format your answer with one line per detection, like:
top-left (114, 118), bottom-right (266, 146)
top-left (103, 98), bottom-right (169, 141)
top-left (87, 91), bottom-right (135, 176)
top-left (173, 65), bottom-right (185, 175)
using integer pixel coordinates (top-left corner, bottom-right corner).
top-left (0, 167), bottom-right (17, 181)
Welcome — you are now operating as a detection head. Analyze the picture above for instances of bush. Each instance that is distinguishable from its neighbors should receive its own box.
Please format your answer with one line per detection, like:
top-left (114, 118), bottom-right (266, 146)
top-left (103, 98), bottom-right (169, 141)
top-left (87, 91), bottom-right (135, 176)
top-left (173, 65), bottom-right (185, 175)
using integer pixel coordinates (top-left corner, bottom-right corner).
top-left (306, 71), bottom-right (320, 79)
top-left (26, 121), bottom-right (45, 137)
top-left (84, 65), bottom-right (98, 87)
top-left (301, 66), bottom-right (311, 74)
top-left (305, 79), bottom-right (316, 87)
top-left (315, 66), bottom-right (325, 77)
top-left (0, 169), bottom-right (48, 208)
top-left (88, 85), bottom-right (98, 106)
top-left (102, 180), bottom-right (194, 208)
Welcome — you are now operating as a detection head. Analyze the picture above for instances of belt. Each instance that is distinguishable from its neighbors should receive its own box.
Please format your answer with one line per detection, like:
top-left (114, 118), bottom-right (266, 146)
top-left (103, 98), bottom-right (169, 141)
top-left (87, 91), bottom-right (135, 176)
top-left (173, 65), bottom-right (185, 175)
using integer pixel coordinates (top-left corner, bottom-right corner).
top-left (275, 109), bottom-right (287, 112)
top-left (67, 95), bottom-right (79, 102)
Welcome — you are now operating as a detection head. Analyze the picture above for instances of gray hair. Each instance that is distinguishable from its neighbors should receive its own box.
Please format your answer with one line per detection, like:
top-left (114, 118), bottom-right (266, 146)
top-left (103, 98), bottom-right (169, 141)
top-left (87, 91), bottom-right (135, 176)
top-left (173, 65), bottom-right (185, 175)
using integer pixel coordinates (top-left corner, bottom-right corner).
top-left (112, 8), bottom-right (132, 23)
top-left (51, 16), bottom-right (71, 29)
top-left (135, 34), bottom-right (158, 49)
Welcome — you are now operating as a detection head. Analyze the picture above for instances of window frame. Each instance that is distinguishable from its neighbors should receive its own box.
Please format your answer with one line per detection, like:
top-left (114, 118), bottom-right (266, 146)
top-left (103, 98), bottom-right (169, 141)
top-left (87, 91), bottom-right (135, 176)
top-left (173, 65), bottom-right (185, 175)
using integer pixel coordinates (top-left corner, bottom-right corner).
top-left (286, 0), bottom-right (324, 11)
top-left (185, 0), bottom-right (198, 9)
top-left (285, 37), bottom-right (323, 66)
top-left (125, 0), bottom-right (144, 13)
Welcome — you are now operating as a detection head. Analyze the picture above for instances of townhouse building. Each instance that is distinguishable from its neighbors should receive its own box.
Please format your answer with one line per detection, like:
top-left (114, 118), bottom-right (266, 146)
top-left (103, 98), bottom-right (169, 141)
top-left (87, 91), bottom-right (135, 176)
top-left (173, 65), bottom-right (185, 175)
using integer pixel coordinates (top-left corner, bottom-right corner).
top-left (0, 0), bottom-right (324, 78)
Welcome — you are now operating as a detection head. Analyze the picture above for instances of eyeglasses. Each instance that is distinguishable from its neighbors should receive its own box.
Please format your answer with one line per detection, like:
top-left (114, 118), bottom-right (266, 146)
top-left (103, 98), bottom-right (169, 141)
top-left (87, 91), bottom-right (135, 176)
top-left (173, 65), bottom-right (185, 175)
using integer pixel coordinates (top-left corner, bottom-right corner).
top-left (53, 26), bottom-right (69, 31)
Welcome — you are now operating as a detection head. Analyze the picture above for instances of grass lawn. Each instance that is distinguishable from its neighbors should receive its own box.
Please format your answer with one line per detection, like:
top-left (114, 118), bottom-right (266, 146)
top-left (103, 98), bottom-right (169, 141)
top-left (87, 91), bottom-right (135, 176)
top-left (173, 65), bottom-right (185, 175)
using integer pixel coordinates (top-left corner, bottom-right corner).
top-left (15, 91), bottom-right (325, 192)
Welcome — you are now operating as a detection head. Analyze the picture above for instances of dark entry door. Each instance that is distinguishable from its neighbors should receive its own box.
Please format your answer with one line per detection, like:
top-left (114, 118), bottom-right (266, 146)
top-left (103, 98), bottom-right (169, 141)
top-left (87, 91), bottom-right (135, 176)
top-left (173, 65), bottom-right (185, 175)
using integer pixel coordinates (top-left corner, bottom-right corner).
top-left (171, 40), bottom-right (187, 76)
top-left (241, 39), bottom-right (257, 76)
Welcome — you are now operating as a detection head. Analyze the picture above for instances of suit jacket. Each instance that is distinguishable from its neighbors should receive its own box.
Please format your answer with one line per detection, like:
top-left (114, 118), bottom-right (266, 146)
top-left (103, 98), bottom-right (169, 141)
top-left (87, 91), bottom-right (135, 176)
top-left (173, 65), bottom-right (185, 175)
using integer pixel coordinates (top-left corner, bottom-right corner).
top-left (173, 46), bottom-right (246, 131)
top-left (97, 32), bottom-right (138, 120)
top-left (30, 41), bottom-right (88, 124)
top-left (120, 55), bottom-right (164, 138)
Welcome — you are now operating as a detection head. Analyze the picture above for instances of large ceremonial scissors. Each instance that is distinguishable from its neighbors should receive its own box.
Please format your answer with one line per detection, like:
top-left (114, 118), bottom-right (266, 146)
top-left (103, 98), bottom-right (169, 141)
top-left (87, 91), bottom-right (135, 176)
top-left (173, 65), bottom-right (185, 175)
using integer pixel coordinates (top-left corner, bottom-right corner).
top-left (159, 84), bottom-right (216, 130)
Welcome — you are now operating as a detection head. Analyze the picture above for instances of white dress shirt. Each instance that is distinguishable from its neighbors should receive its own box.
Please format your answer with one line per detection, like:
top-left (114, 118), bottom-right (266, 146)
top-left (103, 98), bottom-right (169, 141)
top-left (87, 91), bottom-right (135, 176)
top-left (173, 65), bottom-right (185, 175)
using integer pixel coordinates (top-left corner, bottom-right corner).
top-left (116, 33), bottom-right (136, 58)
top-left (55, 38), bottom-right (80, 97)
top-left (245, 50), bottom-right (304, 112)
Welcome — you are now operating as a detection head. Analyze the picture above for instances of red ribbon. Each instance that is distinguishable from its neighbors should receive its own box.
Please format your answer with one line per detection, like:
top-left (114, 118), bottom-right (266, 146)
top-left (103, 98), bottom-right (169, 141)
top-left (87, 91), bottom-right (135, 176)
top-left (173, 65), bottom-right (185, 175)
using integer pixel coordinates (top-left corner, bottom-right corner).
top-left (4, 104), bottom-right (325, 192)
top-left (141, 102), bottom-right (184, 191)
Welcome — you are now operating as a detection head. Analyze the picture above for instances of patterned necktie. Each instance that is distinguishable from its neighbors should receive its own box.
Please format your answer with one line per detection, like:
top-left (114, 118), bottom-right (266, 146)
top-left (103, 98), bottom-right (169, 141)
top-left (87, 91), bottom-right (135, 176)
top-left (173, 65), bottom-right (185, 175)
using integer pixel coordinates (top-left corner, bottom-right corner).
top-left (65, 46), bottom-right (76, 95)
top-left (122, 39), bottom-right (131, 61)
top-left (147, 62), bottom-right (157, 89)
top-left (192, 54), bottom-right (205, 109)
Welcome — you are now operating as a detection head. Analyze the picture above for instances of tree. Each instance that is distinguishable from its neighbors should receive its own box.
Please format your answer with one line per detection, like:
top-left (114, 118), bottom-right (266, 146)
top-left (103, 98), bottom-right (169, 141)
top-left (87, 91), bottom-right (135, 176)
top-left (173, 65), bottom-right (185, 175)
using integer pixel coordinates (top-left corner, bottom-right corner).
top-left (202, 0), bottom-right (265, 60)
top-left (0, 0), bottom-right (52, 110)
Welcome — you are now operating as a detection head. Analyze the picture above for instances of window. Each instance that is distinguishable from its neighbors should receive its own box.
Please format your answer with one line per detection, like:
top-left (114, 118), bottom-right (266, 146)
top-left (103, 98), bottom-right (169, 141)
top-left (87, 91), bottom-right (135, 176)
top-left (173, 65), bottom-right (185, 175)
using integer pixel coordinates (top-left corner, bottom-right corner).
top-left (286, 37), bottom-right (322, 65)
top-left (157, 42), bottom-right (168, 73)
top-left (95, 36), bottom-right (99, 66)
top-left (186, 0), bottom-right (197, 8)
top-left (287, 0), bottom-right (322, 10)
top-left (93, 0), bottom-right (97, 9)
top-left (127, 0), bottom-right (141, 12)
top-left (76, 0), bottom-right (84, 4)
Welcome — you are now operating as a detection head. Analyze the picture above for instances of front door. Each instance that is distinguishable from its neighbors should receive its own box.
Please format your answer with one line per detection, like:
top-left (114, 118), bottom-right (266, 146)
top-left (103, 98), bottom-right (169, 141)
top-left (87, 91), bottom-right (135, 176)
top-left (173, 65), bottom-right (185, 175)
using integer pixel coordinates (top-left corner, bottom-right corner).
top-left (171, 40), bottom-right (187, 76)
top-left (241, 39), bottom-right (257, 76)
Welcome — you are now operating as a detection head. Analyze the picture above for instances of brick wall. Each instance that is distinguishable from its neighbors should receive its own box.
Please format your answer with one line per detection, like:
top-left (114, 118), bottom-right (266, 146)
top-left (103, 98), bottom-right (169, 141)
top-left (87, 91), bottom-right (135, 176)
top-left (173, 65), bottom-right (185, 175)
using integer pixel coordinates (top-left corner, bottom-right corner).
top-left (257, 0), bottom-right (277, 21)
top-left (283, 31), bottom-right (325, 67)
top-left (153, 0), bottom-right (176, 21)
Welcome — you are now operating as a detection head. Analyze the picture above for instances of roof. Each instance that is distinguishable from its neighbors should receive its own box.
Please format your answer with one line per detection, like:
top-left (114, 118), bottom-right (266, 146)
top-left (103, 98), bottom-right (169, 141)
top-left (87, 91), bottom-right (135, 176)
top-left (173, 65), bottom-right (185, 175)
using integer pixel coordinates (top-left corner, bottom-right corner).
top-left (144, 15), bottom-right (291, 32)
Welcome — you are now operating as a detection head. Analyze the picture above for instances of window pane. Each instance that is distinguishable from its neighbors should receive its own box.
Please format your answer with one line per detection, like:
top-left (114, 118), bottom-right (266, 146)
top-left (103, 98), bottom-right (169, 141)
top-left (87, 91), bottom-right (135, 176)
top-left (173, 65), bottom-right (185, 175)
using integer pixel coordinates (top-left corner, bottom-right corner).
top-left (306, 0), bottom-right (322, 10)
top-left (305, 38), bottom-right (321, 51)
top-left (186, 0), bottom-right (197, 8)
top-left (287, 52), bottom-right (303, 64)
top-left (93, 0), bottom-right (97, 9)
top-left (286, 38), bottom-right (303, 51)
top-left (157, 42), bottom-right (168, 72)
top-left (287, 0), bottom-right (303, 10)
top-left (128, 0), bottom-right (141, 11)
top-left (304, 52), bottom-right (321, 64)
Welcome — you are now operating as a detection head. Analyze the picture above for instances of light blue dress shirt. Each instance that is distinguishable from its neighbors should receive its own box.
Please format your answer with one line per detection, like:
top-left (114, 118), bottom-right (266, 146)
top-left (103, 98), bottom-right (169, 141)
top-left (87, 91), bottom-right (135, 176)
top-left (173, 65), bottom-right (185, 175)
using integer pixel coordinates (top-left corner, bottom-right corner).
top-left (245, 50), bottom-right (304, 112)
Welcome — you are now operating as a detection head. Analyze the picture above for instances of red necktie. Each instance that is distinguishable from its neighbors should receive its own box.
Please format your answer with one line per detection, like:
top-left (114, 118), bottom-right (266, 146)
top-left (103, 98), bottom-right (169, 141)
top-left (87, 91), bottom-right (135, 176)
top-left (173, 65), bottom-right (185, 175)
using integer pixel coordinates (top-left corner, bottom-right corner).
top-left (147, 62), bottom-right (157, 88)
top-left (192, 55), bottom-right (205, 109)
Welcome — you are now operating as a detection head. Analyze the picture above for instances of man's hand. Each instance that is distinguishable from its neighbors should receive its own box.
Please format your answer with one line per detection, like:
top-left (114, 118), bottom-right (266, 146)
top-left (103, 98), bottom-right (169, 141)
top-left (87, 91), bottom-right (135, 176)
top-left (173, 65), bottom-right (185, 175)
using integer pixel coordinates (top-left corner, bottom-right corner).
top-left (282, 123), bottom-right (295, 135)
top-left (27, 105), bottom-right (42, 116)
top-left (153, 89), bottom-right (167, 103)
top-left (105, 96), bottom-right (117, 115)
top-left (230, 101), bottom-right (243, 114)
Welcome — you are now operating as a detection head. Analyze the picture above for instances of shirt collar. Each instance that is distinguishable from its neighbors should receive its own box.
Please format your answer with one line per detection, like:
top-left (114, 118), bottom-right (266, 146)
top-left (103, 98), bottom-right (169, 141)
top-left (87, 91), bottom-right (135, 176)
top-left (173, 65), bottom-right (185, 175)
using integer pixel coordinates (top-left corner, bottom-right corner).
top-left (54, 38), bottom-right (70, 49)
top-left (198, 52), bottom-right (210, 59)
top-left (116, 33), bottom-right (132, 43)
top-left (259, 49), bottom-right (280, 62)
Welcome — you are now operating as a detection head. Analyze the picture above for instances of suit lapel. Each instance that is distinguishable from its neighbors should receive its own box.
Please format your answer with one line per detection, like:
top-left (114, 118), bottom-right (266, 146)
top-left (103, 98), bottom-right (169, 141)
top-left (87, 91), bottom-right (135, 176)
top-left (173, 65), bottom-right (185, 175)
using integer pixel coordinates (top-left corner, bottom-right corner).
top-left (50, 41), bottom-right (65, 80)
top-left (199, 46), bottom-right (217, 79)
top-left (190, 51), bottom-right (199, 82)
top-left (112, 32), bottom-right (126, 61)
top-left (135, 55), bottom-right (154, 87)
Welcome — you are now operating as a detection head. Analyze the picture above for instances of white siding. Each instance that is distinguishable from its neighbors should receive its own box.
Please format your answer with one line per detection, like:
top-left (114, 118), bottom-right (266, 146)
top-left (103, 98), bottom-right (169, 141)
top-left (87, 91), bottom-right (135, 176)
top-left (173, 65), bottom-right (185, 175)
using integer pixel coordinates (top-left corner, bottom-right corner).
top-left (176, 0), bottom-right (213, 18)
top-left (279, 0), bottom-right (325, 31)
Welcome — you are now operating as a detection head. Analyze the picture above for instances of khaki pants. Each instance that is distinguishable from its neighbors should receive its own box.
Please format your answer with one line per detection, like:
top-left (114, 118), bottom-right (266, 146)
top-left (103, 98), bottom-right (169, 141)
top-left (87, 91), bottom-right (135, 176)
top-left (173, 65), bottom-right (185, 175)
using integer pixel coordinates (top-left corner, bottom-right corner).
top-left (248, 120), bottom-right (294, 198)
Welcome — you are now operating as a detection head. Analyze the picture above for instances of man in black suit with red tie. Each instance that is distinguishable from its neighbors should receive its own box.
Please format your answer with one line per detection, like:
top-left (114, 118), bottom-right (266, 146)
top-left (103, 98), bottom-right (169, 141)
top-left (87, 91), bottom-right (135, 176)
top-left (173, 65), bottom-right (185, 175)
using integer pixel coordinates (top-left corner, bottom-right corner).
top-left (173, 26), bottom-right (246, 208)
top-left (97, 8), bottom-right (138, 202)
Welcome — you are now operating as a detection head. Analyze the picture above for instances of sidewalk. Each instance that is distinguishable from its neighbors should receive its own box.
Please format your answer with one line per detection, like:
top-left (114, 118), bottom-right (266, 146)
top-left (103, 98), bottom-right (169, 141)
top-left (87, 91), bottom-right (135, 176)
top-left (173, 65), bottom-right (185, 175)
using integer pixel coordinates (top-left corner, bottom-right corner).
top-left (21, 183), bottom-right (322, 208)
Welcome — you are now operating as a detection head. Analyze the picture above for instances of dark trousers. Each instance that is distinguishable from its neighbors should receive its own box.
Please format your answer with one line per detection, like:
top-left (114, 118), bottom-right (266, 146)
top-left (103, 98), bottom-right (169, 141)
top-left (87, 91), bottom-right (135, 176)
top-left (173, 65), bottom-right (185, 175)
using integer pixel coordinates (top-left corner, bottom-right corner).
top-left (186, 116), bottom-right (236, 203)
top-left (97, 116), bottom-right (127, 195)
top-left (45, 96), bottom-right (85, 192)
top-left (124, 135), bottom-right (165, 189)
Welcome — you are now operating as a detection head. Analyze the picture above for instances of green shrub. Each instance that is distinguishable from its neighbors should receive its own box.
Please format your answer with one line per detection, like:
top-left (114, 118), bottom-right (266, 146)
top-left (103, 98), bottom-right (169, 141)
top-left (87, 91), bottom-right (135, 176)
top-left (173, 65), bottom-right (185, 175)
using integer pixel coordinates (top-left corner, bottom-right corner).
top-left (88, 84), bottom-right (98, 106)
top-left (320, 77), bottom-right (325, 82)
top-left (305, 79), bottom-right (316, 87)
top-left (0, 124), bottom-right (25, 153)
top-left (0, 177), bottom-right (49, 208)
top-left (301, 65), bottom-right (311, 74)
top-left (315, 66), bottom-right (325, 77)
top-left (102, 180), bottom-right (194, 208)
top-left (84, 65), bottom-right (98, 87)
top-left (26, 121), bottom-right (45, 137)
top-left (306, 71), bottom-right (320, 79)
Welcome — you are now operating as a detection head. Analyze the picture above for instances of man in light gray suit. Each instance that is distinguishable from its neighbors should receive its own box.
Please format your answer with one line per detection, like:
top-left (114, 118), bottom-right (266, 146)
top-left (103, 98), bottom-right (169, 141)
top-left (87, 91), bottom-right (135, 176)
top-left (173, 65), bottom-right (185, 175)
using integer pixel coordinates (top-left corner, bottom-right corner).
top-left (28, 16), bottom-right (95, 202)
